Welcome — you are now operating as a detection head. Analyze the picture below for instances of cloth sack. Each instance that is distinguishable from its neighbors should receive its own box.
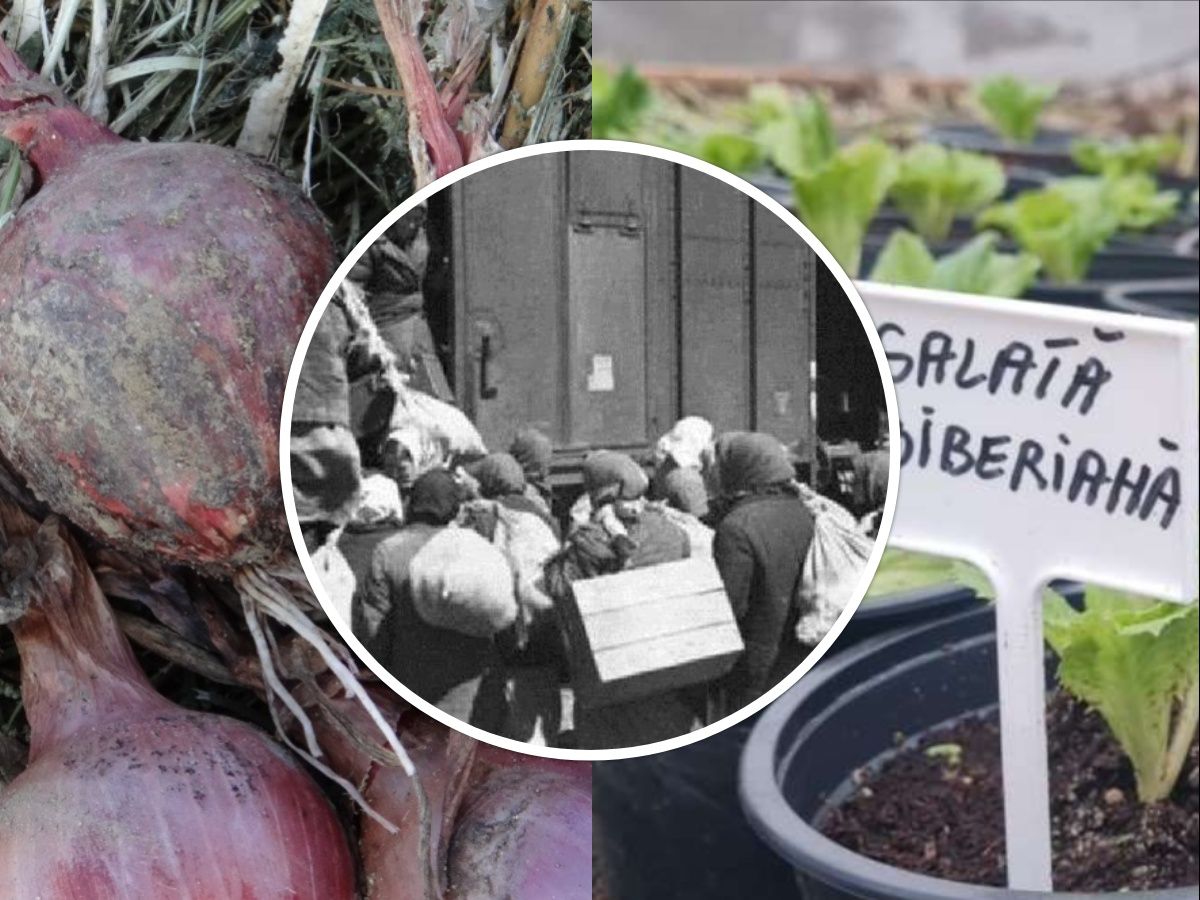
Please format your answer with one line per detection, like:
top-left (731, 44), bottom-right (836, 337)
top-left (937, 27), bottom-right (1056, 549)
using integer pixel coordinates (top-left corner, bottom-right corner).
top-left (793, 484), bottom-right (873, 645)
top-left (490, 503), bottom-right (561, 620)
top-left (409, 526), bottom-right (518, 638)
top-left (654, 503), bottom-right (714, 558)
top-left (390, 387), bottom-right (487, 462)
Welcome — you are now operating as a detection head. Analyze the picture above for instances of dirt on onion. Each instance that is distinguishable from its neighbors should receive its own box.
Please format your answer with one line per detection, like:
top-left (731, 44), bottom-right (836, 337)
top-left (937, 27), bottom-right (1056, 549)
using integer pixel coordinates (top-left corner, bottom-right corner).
top-left (0, 43), bottom-right (333, 571)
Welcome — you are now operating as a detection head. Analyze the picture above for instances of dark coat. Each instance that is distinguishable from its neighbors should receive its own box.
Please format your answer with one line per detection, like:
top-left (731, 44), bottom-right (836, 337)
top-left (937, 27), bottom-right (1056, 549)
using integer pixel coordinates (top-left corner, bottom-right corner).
top-left (713, 491), bottom-right (815, 708)
top-left (352, 523), bottom-right (505, 730)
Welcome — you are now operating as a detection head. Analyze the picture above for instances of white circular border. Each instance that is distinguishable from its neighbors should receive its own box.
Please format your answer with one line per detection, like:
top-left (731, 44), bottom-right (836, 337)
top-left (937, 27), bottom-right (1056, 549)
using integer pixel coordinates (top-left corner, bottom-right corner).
top-left (280, 139), bottom-right (902, 762)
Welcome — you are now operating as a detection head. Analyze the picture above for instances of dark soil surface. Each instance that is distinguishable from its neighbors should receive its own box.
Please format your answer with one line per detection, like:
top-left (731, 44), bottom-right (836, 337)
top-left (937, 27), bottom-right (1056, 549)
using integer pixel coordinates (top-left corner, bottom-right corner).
top-left (822, 692), bottom-right (1199, 892)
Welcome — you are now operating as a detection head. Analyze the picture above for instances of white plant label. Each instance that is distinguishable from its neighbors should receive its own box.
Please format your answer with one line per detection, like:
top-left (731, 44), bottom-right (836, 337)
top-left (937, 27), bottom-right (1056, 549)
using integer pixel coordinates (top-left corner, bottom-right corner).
top-left (859, 281), bottom-right (1199, 892)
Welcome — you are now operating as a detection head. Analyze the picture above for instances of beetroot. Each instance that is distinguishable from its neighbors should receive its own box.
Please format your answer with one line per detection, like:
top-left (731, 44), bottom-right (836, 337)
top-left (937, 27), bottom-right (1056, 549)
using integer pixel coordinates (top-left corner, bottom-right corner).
top-left (0, 43), bottom-right (334, 570)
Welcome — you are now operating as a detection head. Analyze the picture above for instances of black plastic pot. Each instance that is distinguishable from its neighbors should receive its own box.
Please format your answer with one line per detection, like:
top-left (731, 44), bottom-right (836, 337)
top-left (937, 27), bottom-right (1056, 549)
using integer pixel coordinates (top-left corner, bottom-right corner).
top-left (1103, 278), bottom-right (1199, 320)
top-left (845, 583), bottom-right (981, 645)
top-left (591, 586), bottom-right (1006, 900)
top-left (739, 607), bottom-right (1196, 899)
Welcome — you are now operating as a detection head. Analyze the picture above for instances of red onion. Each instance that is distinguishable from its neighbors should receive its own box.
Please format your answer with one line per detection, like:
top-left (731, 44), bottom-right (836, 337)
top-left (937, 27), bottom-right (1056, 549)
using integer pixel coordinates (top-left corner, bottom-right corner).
top-left (301, 682), bottom-right (593, 900)
top-left (446, 746), bottom-right (592, 900)
top-left (0, 504), bottom-right (356, 898)
top-left (0, 43), bottom-right (333, 570)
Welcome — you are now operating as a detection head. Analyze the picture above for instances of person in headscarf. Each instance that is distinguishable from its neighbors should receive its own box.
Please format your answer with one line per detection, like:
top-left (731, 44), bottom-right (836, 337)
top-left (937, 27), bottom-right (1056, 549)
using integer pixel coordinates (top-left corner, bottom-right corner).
top-left (352, 470), bottom-right (506, 729)
top-left (509, 426), bottom-right (555, 516)
top-left (708, 432), bottom-right (815, 712)
top-left (545, 450), bottom-right (696, 749)
top-left (468, 452), bottom-right (560, 539)
top-left (648, 416), bottom-right (713, 519)
top-left (326, 474), bottom-right (406, 627)
top-left (379, 424), bottom-right (446, 498)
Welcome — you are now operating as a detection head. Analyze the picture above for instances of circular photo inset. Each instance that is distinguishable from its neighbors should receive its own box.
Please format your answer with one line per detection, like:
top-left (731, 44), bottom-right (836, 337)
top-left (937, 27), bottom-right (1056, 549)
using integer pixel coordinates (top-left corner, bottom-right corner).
top-left (283, 142), bottom-right (899, 758)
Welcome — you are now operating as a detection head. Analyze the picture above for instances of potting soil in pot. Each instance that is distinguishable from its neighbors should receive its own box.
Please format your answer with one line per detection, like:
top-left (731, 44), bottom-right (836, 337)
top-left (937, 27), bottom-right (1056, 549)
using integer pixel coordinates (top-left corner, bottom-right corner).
top-left (820, 692), bottom-right (1199, 892)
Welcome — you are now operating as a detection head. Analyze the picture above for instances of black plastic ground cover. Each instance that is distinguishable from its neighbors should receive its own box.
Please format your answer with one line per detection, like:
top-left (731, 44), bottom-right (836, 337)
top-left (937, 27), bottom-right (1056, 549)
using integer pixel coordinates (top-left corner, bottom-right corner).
top-left (593, 712), bottom-right (801, 900)
top-left (738, 606), bottom-right (1196, 900)
top-left (924, 123), bottom-right (1078, 173)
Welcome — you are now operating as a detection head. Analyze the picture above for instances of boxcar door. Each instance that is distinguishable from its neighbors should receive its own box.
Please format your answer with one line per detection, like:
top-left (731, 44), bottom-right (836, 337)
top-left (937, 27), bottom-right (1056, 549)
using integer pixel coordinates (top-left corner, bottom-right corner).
top-left (563, 152), bottom-right (652, 451)
top-left (452, 155), bottom-right (566, 451)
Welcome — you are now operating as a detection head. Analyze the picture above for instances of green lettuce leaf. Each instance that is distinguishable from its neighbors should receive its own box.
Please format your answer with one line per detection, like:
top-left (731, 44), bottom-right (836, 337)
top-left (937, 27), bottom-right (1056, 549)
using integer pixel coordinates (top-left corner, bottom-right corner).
top-left (889, 144), bottom-right (1006, 242)
top-left (592, 65), bottom-right (652, 139)
top-left (752, 94), bottom-right (837, 177)
top-left (1071, 134), bottom-right (1183, 178)
top-left (792, 140), bottom-right (898, 276)
top-left (975, 76), bottom-right (1057, 144)
top-left (870, 230), bottom-right (1040, 299)
top-left (695, 132), bottom-right (764, 174)
top-left (977, 186), bottom-right (1117, 283)
top-left (1045, 591), bottom-right (1199, 802)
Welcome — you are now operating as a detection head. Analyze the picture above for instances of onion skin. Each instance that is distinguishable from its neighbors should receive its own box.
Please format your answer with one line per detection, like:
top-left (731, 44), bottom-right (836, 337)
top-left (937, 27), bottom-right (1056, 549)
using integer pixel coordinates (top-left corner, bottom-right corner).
top-left (0, 506), bottom-right (356, 899)
top-left (447, 746), bottom-right (592, 900)
top-left (302, 683), bottom-right (592, 900)
top-left (0, 45), bottom-right (334, 570)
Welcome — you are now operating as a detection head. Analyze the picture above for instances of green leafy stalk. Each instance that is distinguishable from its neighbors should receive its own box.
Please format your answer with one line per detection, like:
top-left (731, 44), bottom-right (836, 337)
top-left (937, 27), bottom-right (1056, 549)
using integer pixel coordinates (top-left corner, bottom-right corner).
top-left (870, 230), bottom-right (1040, 299)
top-left (695, 132), bottom-right (764, 174)
top-left (976, 76), bottom-right (1057, 145)
top-left (1055, 174), bottom-right (1181, 231)
top-left (1045, 591), bottom-right (1199, 803)
top-left (1071, 134), bottom-right (1184, 178)
top-left (792, 140), bottom-right (898, 276)
top-left (889, 144), bottom-right (1007, 242)
top-left (592, 64), bottom-right (652, 139)
top-left (749, 90), bottom-right (837, 178)
top-left (977, 184), bottom-right (1117, 283)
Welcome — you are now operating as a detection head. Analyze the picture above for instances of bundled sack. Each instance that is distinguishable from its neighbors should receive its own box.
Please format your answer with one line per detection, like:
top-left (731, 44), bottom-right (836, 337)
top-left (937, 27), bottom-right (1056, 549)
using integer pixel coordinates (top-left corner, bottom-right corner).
top-left (654, 502), bottom-right (714, 558)
top-left (491, 504), bottom-right (561, 620)
top-left (409, 526), bottom-right (518, 638)
top-left (793, 484), bottom-right (874, 645)
top-left (390, 385), bottom-right (487, 460)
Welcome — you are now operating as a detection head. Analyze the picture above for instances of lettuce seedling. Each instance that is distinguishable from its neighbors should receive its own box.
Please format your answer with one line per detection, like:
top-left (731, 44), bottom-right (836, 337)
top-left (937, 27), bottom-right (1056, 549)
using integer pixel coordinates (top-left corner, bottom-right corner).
top-left (792, 140), bottom-right (898, 276)
top-left (1044, 590), bottom-right (1199, 803)
top-left (870, 230), bottom-right (1041, 299)
top-left (752, 94), bottom-right (837, 178)
top-left (1055, 174), bottom-right (1181, 231)
top-left (1071, 134), bottom-right (1184, 178)
top-left (975, 76), bottom-right (1058, 144)
top-left (977, 186), bottom-right (1117, 283)
top-left (592, 65), bottom-right (652, 139)
top-left (889, 144), bottom-right (1007, 242)
top-left (695, 132), bottom-right (764, 174)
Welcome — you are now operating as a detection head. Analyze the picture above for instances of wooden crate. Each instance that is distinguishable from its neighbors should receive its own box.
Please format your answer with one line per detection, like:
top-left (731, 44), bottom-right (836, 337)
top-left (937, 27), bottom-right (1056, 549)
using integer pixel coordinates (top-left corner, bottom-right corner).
top-left (562, 557), bottom-right (744, 709)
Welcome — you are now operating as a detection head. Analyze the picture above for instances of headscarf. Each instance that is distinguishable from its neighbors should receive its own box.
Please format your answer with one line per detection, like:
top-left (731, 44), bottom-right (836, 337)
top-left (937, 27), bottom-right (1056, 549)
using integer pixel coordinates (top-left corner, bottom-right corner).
top-left (469, 452), bottom-right (526, 498)
top-left (713, 432), bottom-right (795, 495)
top-left (385, 424), bottom-right (445, 480)
top-left (582, 450), bottom-right (649, 506)
top-left (654, 416), bottom-right (713, 470)
top-left (509, 427), bottom-right (553, 479)
top-left (352, 473), bottom-right (404, 526)
top-left (406, 469), bottom-right (462, 526)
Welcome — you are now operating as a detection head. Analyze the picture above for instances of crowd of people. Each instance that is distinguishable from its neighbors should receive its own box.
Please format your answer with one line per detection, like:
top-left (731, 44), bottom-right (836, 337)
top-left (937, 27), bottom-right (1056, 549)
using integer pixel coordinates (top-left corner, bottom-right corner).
top-left (289, 216), bottom-right (883, 749)
top-left (298, 366), bottom-right (871, 748)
